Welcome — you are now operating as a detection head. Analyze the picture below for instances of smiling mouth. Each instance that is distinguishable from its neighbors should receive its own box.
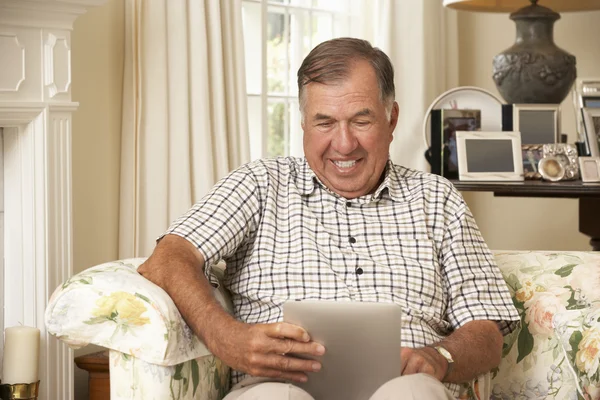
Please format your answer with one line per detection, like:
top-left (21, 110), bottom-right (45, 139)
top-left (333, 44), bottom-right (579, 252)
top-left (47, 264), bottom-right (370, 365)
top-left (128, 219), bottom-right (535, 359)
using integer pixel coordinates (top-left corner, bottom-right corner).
top-left (333, 160), bottom-right (358, 168)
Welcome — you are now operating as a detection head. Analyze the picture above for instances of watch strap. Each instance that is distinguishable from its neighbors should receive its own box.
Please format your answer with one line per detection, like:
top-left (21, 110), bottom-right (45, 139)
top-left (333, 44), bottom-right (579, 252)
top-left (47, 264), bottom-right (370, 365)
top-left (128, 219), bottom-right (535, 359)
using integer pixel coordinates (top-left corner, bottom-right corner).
top-left (432, 345), bottom-right (454, 380)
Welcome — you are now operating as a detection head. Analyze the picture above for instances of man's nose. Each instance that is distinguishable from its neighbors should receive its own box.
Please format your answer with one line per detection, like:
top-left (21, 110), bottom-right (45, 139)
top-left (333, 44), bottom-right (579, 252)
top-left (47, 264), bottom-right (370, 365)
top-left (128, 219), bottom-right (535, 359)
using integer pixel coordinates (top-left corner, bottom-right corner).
top-left (332, 123), bottom-right (358, 154)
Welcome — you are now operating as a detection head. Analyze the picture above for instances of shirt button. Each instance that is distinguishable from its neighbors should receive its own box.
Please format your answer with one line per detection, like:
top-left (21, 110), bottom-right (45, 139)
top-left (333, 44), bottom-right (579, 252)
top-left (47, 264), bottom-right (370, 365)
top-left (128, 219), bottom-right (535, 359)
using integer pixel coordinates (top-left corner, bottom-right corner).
top-left (356, 268), bottom-right (363, 275)
top-left (346, 201), bottom-right (352, 207)
top-left (349, 237), bottom-right (356, 244)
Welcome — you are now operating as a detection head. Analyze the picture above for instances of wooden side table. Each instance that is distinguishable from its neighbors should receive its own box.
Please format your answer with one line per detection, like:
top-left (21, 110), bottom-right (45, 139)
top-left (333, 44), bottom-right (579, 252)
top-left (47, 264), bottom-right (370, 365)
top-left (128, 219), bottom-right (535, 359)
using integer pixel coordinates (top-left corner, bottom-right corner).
top-left (74, 350), bottom-right (110, 400)
top-left (451, 180), bottom-right (600, 250)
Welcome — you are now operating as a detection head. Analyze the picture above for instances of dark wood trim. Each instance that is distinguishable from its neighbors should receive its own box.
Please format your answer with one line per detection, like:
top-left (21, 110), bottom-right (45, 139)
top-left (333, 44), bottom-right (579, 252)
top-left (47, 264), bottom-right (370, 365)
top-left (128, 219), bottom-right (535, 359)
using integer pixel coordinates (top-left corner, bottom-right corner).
top-left (450, 180), bottom-right (600, 250)
top-left (450, 180), bottom-right (600, 198)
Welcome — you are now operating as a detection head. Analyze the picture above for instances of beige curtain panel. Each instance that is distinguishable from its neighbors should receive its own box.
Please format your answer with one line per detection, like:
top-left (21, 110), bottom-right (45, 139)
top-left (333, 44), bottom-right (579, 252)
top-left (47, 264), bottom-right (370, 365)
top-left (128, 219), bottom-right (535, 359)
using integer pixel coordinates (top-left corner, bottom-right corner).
top-left (119, 0), bottom-right (250, 258)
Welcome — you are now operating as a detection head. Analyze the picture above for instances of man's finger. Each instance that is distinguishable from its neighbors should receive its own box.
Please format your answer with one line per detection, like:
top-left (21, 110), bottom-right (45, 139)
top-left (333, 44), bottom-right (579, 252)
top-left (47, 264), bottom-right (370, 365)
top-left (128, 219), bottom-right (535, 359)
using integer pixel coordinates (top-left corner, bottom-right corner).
top-left (266, 322), bottom-right (310, 342)
top-left (402, 349), bottom-right (436, 377)
top-left (266, 336), bottom-right (325, 357)
top-left (251, 353), bottom-right (321, 374)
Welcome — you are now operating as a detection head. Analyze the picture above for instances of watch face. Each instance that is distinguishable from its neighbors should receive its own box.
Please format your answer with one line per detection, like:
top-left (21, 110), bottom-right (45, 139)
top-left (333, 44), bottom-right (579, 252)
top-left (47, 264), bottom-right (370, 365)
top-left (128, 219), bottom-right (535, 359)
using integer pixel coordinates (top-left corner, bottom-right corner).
top-left (437, 346), bottom-right (453, 361)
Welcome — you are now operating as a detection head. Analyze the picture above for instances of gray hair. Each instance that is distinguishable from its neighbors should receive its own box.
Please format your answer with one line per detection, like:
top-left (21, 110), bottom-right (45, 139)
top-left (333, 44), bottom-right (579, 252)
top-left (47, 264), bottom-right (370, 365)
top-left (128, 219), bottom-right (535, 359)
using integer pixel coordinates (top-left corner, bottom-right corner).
top-left (297, 38), bottom-right (395, 121)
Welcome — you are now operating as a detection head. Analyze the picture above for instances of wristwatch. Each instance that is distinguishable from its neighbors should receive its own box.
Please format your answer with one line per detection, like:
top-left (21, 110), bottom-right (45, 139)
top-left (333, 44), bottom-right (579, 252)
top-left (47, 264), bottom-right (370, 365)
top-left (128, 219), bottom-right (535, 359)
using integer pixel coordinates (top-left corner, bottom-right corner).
top-left (432, 346), bottom-right (454, 379)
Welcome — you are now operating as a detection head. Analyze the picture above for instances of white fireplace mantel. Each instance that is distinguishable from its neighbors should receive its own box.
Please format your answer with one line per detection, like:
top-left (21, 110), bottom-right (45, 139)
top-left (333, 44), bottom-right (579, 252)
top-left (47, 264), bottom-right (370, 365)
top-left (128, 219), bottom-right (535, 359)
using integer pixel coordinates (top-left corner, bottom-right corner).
top-left (0, 1), bottom-right (106, 399)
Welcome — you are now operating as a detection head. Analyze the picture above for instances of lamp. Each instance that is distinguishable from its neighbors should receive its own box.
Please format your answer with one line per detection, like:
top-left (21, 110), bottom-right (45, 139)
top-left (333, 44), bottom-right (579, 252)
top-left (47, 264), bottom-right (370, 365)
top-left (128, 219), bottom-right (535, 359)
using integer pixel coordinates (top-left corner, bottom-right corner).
top-left (444, 0), bottom-right (600, 104)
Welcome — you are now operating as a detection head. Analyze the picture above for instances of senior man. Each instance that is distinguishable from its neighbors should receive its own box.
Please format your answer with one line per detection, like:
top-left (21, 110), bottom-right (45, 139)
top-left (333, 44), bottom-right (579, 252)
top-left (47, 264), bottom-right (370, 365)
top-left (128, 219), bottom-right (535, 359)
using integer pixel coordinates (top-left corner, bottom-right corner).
top-left (138, 38), bottom-right (519, 399)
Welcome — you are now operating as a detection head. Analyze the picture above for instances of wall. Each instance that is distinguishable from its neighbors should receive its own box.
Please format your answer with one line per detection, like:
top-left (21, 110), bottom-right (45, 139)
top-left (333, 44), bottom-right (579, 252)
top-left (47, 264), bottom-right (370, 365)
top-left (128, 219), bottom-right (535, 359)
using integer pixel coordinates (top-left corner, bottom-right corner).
top-left (456, 9), bottom-right (600, 250)
top-left (71, 0), bottom-right (124, 398)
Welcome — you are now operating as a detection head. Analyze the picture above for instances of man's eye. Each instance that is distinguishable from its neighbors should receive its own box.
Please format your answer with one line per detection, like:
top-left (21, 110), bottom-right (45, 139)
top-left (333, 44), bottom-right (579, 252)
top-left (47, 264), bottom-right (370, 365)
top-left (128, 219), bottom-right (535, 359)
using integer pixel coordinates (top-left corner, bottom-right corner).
top-left (355, 121), bottom-right (370, 126)
top-left (317, 122), bottom-right (333, 127)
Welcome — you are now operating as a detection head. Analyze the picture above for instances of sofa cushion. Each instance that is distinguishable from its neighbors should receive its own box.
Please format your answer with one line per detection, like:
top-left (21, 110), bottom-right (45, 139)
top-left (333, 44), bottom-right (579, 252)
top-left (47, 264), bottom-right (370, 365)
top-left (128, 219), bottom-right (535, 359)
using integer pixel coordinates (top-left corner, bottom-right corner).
top-left (489, 251), bottom-right (600, 399)
top-left (553, 307), bottom-right (600, 400)
top-left (45, 258), bottom-right (233, 366)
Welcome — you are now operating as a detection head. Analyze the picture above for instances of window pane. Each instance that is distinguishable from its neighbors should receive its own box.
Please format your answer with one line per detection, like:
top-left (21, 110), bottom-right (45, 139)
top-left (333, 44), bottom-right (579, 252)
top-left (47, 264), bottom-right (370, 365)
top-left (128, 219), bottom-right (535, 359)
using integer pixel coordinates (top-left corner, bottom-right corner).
top-left (289, 99), bottom-right (304, 157)
top-left (289, 0), bottom-right (312, 7)
top-left (267, 7), bottom-right (288, 95)
top-left (289, 9), bottom-right (311, 97)
top-left (243, 0), bottom-right (369, 158)
top-left (312, 0), bottom-right (348, 11)
top-left (242, 1), bottom-right (263, 95)
top-left (311, 12), bottom-right (333, 46)
top-left (248, 95), bottom-right (263, 161)
top-left (332, 12), bottom-right (350, 37)
top-left (267, 100), bottom-right (288, 157)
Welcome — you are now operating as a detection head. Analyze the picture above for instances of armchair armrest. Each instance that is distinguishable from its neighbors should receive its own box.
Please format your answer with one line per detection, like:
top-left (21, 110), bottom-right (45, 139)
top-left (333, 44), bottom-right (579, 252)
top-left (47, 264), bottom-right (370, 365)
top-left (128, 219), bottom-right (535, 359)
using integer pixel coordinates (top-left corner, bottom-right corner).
top-left (45, 258), bottom-right (232, 366)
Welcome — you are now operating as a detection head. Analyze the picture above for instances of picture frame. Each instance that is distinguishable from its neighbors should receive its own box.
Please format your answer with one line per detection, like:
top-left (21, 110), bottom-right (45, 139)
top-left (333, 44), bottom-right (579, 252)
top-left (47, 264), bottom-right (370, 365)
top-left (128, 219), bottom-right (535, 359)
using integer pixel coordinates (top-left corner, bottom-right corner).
top-left (582, 107), bottom-right (600, 157)
top-left (521, 144), bottom-right (544, 180)
top-left (542, 143), bottom-right (580, 181)
top-left (502, 104), bottom-right (560, 145)
top-left (456, 131), bottom-right (524, 181)
top-left (574, 78), bottom-right (600, 108)
top-left (428, 108), bottom-right (481, 178)
top-left (579, 157), bottom-right (600, 182)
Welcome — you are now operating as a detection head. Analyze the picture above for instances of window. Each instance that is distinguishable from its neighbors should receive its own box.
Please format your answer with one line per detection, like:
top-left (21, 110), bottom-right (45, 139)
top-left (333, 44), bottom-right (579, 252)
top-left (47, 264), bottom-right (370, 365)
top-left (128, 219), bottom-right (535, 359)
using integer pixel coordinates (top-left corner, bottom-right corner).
top-left (242, 0), bottom-right (366, 160)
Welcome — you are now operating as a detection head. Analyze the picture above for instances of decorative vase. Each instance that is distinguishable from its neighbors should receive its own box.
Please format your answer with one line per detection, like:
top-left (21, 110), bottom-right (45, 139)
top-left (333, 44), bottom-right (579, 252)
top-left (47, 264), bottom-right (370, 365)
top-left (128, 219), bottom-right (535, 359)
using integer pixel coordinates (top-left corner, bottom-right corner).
top-left (492, 1), bottom-right (576, 104)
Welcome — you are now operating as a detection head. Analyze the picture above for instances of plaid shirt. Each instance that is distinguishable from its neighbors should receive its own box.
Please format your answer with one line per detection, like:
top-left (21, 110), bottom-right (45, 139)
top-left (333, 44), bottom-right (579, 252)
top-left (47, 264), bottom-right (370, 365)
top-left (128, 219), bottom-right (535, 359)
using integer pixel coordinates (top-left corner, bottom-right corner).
top-left (166, 157), bottom-right (519, 396)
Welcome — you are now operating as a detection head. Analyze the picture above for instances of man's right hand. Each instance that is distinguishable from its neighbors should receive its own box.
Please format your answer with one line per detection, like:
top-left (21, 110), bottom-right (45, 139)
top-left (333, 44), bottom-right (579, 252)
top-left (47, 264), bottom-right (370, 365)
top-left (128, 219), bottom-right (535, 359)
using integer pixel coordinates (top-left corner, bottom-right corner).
top-left (139, 236), bottom-right (324, 383)
top-left (206, 320), bottom-right (325, 383)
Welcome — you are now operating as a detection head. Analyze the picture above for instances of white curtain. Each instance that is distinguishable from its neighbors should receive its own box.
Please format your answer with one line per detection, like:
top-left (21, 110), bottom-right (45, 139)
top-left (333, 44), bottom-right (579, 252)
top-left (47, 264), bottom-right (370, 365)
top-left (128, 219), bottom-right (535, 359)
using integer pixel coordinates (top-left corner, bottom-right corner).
top-left (367, 0), bottom-right (460, 171)
top-left (119, 0), bottom-right (250, 258)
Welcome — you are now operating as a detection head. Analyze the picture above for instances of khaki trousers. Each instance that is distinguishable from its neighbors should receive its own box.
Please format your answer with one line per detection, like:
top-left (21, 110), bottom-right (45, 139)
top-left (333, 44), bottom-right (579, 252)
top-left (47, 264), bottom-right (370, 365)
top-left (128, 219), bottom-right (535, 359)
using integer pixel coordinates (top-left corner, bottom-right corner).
top-left (223, 373), bottom-right (456, 400)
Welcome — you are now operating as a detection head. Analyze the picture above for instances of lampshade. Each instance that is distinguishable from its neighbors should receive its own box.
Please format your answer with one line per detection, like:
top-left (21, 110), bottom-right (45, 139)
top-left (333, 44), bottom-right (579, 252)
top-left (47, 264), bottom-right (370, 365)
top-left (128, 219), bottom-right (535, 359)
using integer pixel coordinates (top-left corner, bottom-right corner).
top-left (443, 0), bottom-right (600, 13)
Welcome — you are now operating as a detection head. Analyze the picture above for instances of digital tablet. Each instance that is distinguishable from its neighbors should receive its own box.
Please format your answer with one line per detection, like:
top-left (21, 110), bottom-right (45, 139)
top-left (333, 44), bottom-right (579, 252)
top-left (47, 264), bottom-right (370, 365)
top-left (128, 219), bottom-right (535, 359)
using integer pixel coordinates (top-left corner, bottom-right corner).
top-left (283, 300), bottom-right (402, 400)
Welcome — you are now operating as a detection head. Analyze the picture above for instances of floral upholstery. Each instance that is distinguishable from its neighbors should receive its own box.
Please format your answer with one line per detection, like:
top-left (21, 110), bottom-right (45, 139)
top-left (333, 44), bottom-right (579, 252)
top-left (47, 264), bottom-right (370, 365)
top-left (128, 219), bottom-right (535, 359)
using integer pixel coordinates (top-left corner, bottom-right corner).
top-left (45, 258), bottom-right (231, 400)
top-left (554, 308), bottom-right (600, 400)
top-left (109, 351), bottom-right (229, 400)
top-left (490, 251), bottom-right (600, 400)
top-left (45, 251), bottom-right (600, 400)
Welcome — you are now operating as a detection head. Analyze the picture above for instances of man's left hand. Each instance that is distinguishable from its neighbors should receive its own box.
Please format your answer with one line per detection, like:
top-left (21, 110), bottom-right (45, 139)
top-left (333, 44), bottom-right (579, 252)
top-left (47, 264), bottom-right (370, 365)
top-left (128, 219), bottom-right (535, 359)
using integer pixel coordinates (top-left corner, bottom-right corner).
top-left (400, 347), bottom-right (448, 381)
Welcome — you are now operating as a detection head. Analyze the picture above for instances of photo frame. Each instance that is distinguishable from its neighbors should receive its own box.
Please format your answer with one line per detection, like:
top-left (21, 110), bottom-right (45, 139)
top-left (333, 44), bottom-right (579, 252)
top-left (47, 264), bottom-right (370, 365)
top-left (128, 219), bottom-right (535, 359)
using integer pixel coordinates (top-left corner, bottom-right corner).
top-left (582, 107), bottom-right (600, 158)
top-left (522, 144), bottom-right (544, 180)
top-left (579, 157), bottom-right (600, 182)
top-left (427, 108), bottom-right (481, 178)
top-left (456, 131), bottom-right (524, 181)
top-left (542, 143), bottom-right (580, 181)
top-left (575, 78), bottom-right (600, 108)
top-left (442, 109), bottom-right (480, 179)
top-left (502, 104), bottom-right (560, 145)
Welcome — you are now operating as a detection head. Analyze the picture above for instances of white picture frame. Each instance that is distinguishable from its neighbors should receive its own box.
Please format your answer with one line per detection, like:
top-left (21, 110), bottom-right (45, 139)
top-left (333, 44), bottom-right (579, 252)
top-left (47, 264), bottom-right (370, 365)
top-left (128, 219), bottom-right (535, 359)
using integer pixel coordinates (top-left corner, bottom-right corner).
top-left (512, 104), bottom-right (560, 145)
top-left (579, 156), bottom-right (600, 182)
top-left (582, 107), bottom-right (600, 158)
top-left (456, 131), bottom-right (524, 181)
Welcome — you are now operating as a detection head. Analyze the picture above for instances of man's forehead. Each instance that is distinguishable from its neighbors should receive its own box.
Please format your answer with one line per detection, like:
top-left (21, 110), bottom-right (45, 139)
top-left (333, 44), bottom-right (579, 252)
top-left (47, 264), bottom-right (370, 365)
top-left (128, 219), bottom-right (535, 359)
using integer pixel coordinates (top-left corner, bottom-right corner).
top-left (311, 108), bottom-right (372, 121)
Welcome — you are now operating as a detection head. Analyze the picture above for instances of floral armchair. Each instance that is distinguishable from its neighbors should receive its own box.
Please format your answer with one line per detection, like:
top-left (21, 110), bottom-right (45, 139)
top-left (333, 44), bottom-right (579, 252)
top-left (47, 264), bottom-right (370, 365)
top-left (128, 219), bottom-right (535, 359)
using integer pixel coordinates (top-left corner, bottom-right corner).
top-left (487, 251), bottom-right (600, 400)
top-left (45, 251), bottom-right (600, 400)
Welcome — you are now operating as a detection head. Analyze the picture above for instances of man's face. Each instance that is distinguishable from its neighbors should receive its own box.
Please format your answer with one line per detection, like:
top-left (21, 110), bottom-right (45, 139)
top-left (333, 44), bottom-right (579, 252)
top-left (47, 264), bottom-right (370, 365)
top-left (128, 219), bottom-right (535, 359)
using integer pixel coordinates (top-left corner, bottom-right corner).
top-left (302, 60), bottom-right (398, 199)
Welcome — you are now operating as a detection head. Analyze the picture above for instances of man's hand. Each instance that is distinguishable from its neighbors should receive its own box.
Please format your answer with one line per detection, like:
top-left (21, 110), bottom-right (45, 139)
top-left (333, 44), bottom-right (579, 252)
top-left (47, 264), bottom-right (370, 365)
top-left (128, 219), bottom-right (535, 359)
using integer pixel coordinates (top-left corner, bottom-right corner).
top-left (400, 347), bottom-right (448, 381)
top-left (207, 320), bottom-right (325, 383)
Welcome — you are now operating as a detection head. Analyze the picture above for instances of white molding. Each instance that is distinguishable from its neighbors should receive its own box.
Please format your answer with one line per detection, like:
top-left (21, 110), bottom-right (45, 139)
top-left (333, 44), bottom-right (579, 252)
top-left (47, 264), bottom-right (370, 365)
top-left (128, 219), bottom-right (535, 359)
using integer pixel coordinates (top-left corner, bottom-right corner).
top-left (0, 2), bottom-right (104, 398)
top-left (0, 0), bottom-right (108, 30)
top-left (0, 33), bottom-right (25, 92)
top-left (0, 102), bottom-right (78, 126)
top-left (3, 108), bottom-right (75, 400)
top-left (44, 32), bottom-right (72, 98)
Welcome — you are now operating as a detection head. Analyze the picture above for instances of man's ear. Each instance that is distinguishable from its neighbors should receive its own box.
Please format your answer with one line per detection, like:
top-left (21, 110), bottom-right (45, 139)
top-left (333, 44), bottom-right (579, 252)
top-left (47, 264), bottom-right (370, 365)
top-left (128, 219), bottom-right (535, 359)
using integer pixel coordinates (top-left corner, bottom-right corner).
top-left (389, 102), bottom-right (399, 130)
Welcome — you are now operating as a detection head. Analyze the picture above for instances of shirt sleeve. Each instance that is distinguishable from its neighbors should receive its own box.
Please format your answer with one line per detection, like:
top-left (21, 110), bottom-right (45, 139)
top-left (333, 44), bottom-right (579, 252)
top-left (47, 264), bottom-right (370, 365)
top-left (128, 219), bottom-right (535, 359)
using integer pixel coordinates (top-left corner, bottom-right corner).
top-left (163, 164), bottom-right (262, 286)
top-left (439, 185), bottom-right (520, 336)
